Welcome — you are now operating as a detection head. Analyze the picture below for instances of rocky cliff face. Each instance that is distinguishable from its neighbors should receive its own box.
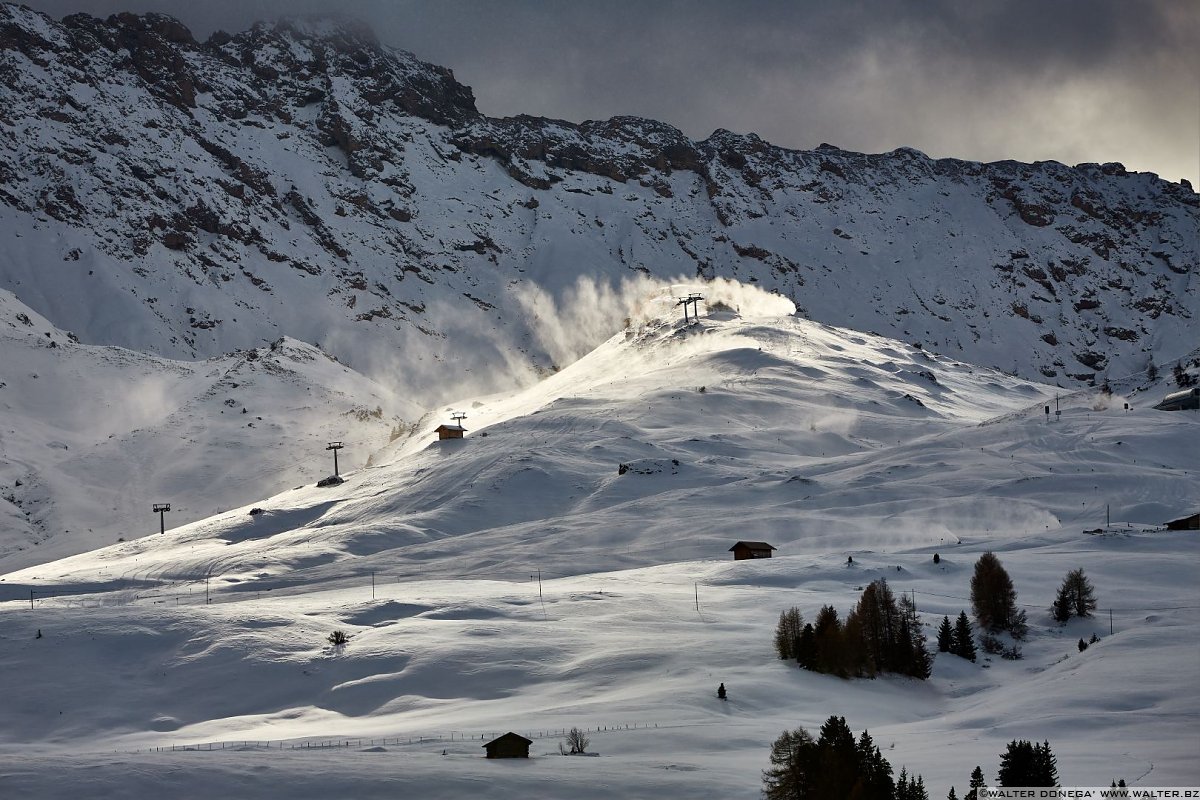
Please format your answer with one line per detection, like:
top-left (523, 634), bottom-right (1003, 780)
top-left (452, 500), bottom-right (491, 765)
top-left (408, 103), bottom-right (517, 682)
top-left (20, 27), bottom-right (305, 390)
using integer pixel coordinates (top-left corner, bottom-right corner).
top-left (1, 4), bottom-right (1196, 389)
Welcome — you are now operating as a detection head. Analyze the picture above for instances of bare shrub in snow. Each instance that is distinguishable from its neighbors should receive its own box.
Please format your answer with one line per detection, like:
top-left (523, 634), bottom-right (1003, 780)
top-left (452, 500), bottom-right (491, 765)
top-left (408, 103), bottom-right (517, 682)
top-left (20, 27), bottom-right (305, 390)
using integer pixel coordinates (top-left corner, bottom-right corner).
top-left (565, 726), bottom-right (590, 754)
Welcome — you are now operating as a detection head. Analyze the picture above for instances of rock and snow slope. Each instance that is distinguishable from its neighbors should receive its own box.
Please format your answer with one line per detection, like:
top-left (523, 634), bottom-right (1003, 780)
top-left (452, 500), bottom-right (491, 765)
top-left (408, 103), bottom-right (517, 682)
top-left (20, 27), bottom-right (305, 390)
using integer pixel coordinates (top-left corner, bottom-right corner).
top-left (0, 300), bottom-right (1197, 797)
top-left (0, 288), bottom-right (418, 570)
top-left (0, 5), bottom-right (1196, 390)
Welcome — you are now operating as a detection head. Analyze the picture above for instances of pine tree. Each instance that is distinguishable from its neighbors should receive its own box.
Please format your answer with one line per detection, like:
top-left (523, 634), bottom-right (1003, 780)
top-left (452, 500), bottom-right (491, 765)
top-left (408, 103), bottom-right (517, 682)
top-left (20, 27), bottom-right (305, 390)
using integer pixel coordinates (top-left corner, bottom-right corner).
top-left (937, 615), bottom-right (954, 652)
top-left (1055, 568), bottom-right (1097, 619)
top-left (998, 739), bottom-right (1057, 786)
top-left (1033, 740), bottom-right (1059, 786)
top-left (813, 605), bottom-right (843, 675)
top-left (774, 610), bottom-right (792, 659)
top-left (855, 580), bottom-right (900, 675)
top-left (842, 609), bottom-right (869, 677)
top-left (796, 622), bottom-right (817, 670)
top-left (948, 788), bottom-right (958, 800)
top-left (762, 727), bottom-right (817, 800)
top-left (855, 729), bottom-right (895, 800)
top-left (763, 719), bottom-right (909, 800)
top-left (1052, 586), bottom-right (1073, 623)
top-left (998, 739), bottom-right (1033, 786)
top-left (971, 552), bottom-right (1018, 633)
top-left (952, 611), bottom-right (977, 661)
top-left (813, 716), bottom-right (860, 798)
top-left (899, 592), bottom-right (932, 679)
top-left (1008, 607), bottom-right (1029, 641)
top-left (965, 765), bottom-right (986, 800)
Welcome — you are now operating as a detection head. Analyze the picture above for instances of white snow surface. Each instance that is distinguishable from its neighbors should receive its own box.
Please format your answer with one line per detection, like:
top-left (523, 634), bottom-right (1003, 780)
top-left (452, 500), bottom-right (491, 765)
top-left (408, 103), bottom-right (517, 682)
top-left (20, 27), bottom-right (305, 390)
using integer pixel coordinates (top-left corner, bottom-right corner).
top-left (2, 302), bottom-right (1197, 797)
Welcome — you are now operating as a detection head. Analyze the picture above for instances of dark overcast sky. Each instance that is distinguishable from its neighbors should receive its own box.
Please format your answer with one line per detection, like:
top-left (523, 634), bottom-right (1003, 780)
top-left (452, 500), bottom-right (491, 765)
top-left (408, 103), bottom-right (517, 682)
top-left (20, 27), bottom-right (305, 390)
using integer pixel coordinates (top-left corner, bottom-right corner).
top-left (19, 0), bottom-right (1200, 185)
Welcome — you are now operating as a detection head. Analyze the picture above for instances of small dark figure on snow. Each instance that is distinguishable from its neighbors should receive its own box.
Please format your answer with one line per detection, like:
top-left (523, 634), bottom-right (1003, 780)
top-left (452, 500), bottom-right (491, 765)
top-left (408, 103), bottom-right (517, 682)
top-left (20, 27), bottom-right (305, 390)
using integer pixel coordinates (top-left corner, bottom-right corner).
top-left (717, 683), bottom-right (727, 700)
top-left (35, 629), bottom-right (42, 639)
top-left (846, 556), bottom-right (854, 565)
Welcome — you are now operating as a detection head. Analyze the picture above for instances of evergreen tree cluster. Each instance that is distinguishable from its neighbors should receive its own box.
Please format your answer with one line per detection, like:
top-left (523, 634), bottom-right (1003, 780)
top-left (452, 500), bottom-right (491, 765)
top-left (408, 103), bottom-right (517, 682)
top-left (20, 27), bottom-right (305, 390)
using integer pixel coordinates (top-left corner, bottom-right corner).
top-left (970, 552), bottom-right (1028, 637)
top-left (773, 579), bottom-right (932, 680)
top-left (997, 740), bottom-right (1059, 786)
top-left (936, 612), bottom-right (977, 661)
top-left (1052, 568), bottom-right (1097, 623)
top-left (763, 715), bottom-right (927, 800)
top-left (1174, 361), bottom-right (1196, 387)
top-left (895, 768), bottom-right (930, 800)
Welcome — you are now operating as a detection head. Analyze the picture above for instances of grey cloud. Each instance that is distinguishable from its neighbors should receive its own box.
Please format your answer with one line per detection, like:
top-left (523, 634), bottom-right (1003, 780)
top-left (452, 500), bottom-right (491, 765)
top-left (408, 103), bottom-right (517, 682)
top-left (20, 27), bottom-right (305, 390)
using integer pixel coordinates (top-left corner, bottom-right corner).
top-left (16, 0), bottom-right (1200, 184)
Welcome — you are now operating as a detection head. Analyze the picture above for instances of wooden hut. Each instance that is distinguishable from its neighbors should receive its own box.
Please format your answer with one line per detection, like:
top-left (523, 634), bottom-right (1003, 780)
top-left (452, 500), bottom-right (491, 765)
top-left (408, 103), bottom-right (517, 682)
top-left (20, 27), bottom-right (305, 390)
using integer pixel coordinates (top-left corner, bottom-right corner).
top-left (483, 731), bottom-right (532, 759)
top-left (729, 541), bottom-right (776, 560)
top-left (434, 424), bottom-right (466, 441)
top-left (1165, 512), bottom-right (1199, 531)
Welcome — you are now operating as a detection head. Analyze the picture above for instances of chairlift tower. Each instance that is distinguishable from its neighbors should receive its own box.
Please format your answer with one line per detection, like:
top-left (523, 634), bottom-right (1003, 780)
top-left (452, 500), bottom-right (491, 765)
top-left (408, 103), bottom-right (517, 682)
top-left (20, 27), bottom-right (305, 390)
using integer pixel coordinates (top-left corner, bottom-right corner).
top-left (326, 441), bottom-right (345, 476)
top-left (152, 503), bottom-right (171, 535)
top-left (451, 411), bottom-right (468, 427)
top-left (676, 293), bottom-right (705, 323)
top-left (676, 296), bottom-right (691, 323)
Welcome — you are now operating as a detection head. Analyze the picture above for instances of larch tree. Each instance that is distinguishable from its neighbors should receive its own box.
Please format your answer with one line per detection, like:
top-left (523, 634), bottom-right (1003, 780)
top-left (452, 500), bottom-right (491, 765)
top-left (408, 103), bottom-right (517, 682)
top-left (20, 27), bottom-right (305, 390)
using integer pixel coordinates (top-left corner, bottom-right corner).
top-left (762, 727), bottom-right (816, 800)
top-left (775, 606), bottom-right (805, 659)
top-left (971, 552), bottom-right (1019, 634)
top-left (1052, 568), bottom-right (1097, 621)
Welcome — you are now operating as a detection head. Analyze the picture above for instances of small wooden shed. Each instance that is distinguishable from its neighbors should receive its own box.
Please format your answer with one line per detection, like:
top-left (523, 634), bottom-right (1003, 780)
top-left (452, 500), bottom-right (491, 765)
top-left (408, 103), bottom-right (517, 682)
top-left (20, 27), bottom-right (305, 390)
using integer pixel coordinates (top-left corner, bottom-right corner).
top-left (434, 424), bottom-right (466, 441)
top-left (729, 540), bottom-right (776, 560)
top-left (483, 731), bottom-right (532, 759)
top-left (1165, 512), bottom-right (1199, 531)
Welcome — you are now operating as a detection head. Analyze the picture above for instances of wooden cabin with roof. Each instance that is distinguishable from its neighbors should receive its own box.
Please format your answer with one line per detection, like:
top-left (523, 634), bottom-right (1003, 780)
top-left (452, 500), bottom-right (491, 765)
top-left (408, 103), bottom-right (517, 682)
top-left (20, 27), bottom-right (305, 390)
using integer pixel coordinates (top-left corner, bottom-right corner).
top-left (483, 731), bottom-right (532, 759)
top-left (434, 424), bottom-right (466, 440)
top-left (729, 541), bottom-right (776, 560)
top-left (1165, 512), bottom-right (1199, 531)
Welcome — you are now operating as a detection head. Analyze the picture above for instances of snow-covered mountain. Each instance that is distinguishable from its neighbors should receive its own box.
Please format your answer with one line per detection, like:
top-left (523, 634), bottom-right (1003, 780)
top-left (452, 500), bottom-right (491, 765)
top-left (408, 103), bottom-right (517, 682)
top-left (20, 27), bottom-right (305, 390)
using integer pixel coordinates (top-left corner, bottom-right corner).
top-left (2, 8), bottom-right (1197, 796)
top-left (0, 287), bottom-right (418, 570)
top-left (1, 5), bottom-right (1196, 394)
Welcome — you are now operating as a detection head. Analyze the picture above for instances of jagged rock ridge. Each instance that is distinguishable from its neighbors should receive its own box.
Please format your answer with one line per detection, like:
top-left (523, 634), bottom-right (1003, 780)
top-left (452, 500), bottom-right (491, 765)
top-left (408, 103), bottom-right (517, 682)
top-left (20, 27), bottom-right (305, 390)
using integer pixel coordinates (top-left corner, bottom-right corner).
top-left (0, 4), bottom-right (1196, 387)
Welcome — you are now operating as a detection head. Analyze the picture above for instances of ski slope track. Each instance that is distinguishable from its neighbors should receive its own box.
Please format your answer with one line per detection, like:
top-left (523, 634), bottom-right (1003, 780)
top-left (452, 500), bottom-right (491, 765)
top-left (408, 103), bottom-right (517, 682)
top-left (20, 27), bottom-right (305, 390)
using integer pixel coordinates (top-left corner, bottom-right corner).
top-left (1, 291), bottom-right (1198, 798)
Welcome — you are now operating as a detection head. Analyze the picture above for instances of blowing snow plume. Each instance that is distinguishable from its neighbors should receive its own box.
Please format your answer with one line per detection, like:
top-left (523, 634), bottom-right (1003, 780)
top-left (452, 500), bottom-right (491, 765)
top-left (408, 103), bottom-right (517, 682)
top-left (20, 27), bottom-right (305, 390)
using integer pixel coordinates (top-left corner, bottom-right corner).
top-left (515, 275), bottom-right (797, 368)
top-left (332, 275), bottom-right (797, 410)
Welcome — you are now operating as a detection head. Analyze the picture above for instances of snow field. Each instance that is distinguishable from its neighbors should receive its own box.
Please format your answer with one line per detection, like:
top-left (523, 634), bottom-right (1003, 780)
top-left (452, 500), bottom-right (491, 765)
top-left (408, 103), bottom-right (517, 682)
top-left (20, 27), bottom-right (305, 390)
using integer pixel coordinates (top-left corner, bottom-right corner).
top-left (1, 304), bottom-right (1197, 797)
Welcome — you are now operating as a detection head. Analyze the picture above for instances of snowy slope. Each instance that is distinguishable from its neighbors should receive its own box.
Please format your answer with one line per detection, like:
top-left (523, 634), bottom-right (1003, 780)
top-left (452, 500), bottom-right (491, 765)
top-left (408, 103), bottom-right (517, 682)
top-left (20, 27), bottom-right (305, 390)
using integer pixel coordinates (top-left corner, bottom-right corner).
top-left (0, 288), bottom-right (419, 571)
top-left (1, 297), bottom-right (1196, 797)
